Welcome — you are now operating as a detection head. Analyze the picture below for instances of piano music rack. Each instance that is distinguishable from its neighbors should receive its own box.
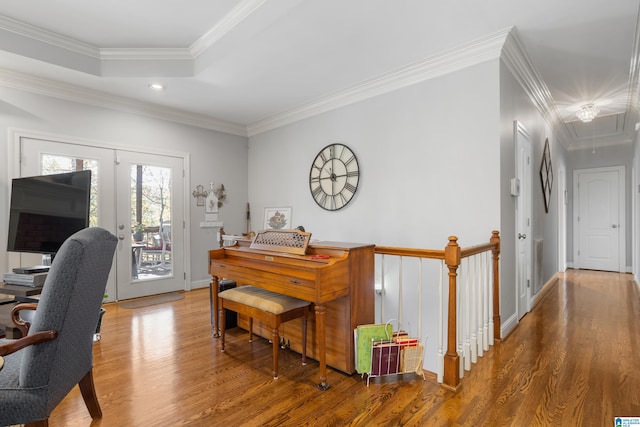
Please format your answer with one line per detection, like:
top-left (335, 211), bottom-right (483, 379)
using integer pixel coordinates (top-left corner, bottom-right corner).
top-left (250, 229), bottom-right (312, 255)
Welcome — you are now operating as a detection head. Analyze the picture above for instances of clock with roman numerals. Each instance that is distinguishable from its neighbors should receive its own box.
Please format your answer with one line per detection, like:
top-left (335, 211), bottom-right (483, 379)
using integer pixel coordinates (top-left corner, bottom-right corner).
top-left (309, 143), bottom-right (360, 211)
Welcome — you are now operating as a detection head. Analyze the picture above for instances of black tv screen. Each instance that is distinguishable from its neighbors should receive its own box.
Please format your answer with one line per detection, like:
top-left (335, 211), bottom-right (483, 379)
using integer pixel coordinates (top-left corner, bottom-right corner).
top-left (7, 170), bottom-right (91, 255)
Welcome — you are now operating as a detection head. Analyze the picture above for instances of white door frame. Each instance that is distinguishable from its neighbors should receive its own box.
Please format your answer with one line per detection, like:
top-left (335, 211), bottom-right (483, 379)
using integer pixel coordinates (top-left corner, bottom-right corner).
top-left (8, 128), bottom-right (193, 298)
top-left (573, 165), bottom-right (625, 272)
top-left (557, 169), bottom-right (567, 272)
top-left (515, 121), bottom-right (532, 320)
top-left (633, 166), bottom-right (638, 281)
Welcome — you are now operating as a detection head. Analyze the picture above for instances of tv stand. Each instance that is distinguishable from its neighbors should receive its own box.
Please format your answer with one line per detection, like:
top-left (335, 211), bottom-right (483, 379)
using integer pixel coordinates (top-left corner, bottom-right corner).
top-left (0, 282), bottom-right (43, 298)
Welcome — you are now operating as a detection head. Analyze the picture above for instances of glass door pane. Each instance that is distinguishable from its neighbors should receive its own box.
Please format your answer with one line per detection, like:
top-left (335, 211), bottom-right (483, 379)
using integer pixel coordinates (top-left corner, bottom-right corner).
top-left (131, 164), bottom-right (173, 281)
top-left (115, 150), bottom-right (184, 300)
top-left (40, 154), bottom-right (99, 227)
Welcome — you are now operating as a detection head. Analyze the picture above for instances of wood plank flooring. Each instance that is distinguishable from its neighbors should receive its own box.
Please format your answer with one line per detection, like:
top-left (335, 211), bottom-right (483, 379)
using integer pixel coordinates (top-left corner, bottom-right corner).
top-left (48, 269), bottom-right (640, 426)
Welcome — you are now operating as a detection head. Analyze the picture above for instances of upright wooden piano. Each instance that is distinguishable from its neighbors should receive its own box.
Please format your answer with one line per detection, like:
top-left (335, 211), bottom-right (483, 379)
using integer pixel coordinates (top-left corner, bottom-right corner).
top-left (209, 234), bottom-right (374, 389)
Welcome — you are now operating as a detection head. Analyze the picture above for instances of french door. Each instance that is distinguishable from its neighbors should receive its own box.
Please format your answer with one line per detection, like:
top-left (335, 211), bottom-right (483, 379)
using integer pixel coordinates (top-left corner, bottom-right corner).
top-left (17, 137), bottom-right (186, 301)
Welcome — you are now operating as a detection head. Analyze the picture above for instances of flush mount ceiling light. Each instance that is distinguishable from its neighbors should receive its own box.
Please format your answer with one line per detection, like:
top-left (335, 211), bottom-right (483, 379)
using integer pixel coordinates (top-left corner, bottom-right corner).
top-left (148, 83), bottom-right (164, 91)
top-left (576, 104), bottom-right (599, 123)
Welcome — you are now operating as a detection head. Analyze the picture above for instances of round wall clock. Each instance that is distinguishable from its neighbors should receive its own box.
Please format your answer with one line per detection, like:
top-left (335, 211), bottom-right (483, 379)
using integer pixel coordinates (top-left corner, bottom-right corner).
top-left (309, 143), bottom-right (360, 211)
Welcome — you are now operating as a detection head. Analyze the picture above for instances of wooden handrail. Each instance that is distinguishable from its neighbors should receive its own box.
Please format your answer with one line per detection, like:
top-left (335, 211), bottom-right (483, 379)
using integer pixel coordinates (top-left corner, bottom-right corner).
top-left (373, 230), bottom-right (500, 392)
top-left (374, 246), bottom-right (444, 259)
top-left (460, 242), bottom-right (496, 257)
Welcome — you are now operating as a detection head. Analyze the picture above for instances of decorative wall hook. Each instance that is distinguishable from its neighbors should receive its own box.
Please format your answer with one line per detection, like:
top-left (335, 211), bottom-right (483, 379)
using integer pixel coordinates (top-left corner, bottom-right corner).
top-left (192, 184), bottom-right (208, 206)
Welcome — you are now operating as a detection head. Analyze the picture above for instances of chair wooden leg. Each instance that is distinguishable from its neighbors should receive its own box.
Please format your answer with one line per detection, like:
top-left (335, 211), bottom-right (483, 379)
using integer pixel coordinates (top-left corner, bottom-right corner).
top-left (272, 327), bottom-right (279, 379)
top-left (78, 369), bottom-right (102, 419)
top-left (219, 306), bottom-right (226, 352)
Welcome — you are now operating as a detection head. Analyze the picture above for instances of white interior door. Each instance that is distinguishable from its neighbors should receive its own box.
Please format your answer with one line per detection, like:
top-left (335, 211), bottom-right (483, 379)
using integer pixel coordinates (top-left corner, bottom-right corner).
top-left (515, 122), bottom-right (532, 320)
top-left (574, 167), bottom-right (624, 272)
top-left (17, 136), bottom-right (186, 301)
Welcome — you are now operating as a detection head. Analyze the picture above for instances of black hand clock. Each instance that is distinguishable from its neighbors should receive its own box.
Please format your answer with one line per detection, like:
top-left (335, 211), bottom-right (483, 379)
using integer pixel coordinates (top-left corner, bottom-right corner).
top-left (309, 143), bottom-right (360, 211)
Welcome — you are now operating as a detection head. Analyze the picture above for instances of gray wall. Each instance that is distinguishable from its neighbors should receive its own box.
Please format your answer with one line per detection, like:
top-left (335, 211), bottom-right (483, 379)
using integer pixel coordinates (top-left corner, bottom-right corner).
top-left (248, 61), bottom-right (502, 249)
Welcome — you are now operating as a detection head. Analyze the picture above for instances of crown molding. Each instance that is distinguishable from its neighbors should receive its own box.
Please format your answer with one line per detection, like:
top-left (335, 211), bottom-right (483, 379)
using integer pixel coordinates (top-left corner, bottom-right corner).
top-left (622, 4), bottom-right (640, 133)
top-left (0, 1), bottom-right (265, 77)
top-left (190, 0), bottom-right (268, 58)
top-left (0, 68), bottom-right (247, 136)
top-left (100, 48), bottom-right (193, 60)
top-left (0, 15), bottom-right (98, 58)
top-left (247, 28), bottom-right (511, 136)
top-left (501, 28), bottom-right (576, 149)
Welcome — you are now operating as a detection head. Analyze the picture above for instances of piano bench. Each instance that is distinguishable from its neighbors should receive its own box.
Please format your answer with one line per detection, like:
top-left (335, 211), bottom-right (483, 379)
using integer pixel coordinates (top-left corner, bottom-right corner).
top-left (218, 285), bottom-right (311, 379)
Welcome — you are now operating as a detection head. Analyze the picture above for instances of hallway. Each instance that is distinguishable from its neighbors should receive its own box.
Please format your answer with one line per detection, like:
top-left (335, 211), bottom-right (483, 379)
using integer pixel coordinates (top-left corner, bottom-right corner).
top-left (457, 269), bottom-right (640, 425)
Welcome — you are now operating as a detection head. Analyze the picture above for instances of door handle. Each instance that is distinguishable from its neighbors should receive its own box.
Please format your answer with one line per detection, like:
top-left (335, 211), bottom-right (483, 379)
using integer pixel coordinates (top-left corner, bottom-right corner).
top-left (518, 233), bottom-right (527, 240)
top-left (612, 224), bottom-right (618, 229)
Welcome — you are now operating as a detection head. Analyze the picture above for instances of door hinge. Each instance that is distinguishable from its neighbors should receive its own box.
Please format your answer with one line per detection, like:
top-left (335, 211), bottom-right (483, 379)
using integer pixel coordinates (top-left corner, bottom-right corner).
top-left (184, 272), bottom-right (186, 280)
top-left (527, 279), bottom-right (530, 288)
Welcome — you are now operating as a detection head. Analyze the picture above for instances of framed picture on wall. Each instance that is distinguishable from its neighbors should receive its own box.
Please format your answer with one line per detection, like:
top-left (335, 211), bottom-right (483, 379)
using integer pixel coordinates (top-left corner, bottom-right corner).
top-left (263, 207), bottom-right (292, 230)
top-left (539, 138), bottom-right (553, 213)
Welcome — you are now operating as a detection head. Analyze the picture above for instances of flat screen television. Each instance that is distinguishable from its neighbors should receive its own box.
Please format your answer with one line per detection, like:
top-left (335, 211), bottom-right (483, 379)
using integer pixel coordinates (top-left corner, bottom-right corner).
top-left (7, 170), bottom-right (91, 256)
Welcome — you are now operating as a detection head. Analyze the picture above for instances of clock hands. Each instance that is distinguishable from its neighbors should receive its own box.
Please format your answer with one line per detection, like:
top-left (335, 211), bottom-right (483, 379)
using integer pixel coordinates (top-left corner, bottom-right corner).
top-left (320, 167), bottom-right (350, 181)
top-left (319, 173), bottom-right (349, 181)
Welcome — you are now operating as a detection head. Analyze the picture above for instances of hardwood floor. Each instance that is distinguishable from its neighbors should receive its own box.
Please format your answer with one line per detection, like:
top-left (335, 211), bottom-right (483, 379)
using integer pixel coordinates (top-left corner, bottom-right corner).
top-left (48, 269), bottom-right (640, 426)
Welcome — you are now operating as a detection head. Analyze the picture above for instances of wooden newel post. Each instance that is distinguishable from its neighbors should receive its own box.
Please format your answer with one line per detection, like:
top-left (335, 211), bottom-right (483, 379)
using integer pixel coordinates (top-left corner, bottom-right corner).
top-left (443, 235), bottom-right (461, 391)
top-left (490, 230), bottom-right (501, 342)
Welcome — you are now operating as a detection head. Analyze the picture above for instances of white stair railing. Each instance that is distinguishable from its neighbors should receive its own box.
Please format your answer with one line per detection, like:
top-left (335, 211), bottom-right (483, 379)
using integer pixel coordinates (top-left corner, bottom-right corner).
top-left (374, 231), bottom-right (500, 391)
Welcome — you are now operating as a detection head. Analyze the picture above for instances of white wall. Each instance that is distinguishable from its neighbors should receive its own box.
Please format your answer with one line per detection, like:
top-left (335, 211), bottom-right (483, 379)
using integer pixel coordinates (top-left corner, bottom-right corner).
top-left (248, 61), bottom-right (501, 248)
top-left (0, 86), bottom-right (249, 287)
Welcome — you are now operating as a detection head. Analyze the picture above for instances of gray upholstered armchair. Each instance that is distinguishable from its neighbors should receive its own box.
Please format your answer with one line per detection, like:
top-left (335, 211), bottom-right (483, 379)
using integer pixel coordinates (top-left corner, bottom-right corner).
top-left (0, 227), bottom-right (117, 426)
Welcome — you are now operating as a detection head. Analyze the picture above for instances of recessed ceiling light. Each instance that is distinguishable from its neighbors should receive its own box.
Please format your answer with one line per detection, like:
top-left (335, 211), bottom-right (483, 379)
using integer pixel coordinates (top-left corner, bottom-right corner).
top-left (149, 83), bottom-right (164, 91)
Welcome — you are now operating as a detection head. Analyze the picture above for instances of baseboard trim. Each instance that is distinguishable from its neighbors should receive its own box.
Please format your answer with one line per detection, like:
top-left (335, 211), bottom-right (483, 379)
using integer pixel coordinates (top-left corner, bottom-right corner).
top-left (191, 279), bottom-right (211, 290)
top-left (500, 313), bottom-right (518, 339)
top-left (531, 273), bottom-right (560, 309)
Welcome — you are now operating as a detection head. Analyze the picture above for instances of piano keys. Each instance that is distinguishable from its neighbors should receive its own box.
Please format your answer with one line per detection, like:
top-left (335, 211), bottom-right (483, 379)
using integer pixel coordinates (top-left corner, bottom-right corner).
top-left (209, 238), bottom-right (374, 389)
